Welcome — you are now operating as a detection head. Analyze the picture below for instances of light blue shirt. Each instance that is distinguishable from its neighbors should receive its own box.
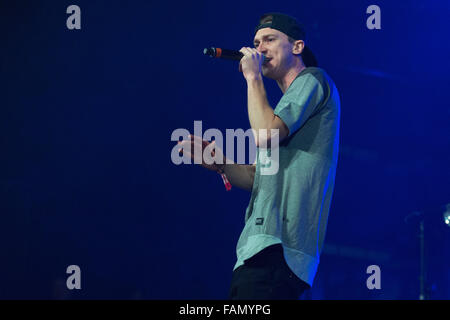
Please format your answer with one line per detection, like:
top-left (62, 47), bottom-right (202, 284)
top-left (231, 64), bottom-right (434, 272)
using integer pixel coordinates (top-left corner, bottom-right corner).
top-left (233, 67), bottom-right (340, 286)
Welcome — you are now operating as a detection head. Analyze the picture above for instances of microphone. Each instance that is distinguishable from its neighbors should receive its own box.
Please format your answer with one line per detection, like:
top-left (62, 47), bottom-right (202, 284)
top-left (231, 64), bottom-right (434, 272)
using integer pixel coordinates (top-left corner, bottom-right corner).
top-left (203, 47), bottom-right (268, 64)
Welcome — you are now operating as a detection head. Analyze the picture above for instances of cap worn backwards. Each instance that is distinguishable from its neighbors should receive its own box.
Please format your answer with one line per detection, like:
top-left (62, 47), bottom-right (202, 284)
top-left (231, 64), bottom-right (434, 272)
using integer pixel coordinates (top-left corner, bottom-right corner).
top-left (254, 12), bottom-right (318, 67)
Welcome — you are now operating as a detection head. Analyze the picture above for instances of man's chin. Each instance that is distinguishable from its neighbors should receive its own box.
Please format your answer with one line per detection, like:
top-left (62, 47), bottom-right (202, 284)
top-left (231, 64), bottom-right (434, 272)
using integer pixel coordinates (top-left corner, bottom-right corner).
top-left (262, 68), bottom-right (276, 79)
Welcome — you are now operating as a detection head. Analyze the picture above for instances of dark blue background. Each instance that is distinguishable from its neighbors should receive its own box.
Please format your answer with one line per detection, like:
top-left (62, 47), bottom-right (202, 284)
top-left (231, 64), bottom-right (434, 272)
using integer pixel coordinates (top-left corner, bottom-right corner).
top-left (1, 0), bottom-right (449, 299)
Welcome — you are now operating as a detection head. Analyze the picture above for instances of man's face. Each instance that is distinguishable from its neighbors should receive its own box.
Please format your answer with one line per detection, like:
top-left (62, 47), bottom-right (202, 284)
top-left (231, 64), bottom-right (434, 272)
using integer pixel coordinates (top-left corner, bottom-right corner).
top-left (253, 28), bottom-right (296, 79)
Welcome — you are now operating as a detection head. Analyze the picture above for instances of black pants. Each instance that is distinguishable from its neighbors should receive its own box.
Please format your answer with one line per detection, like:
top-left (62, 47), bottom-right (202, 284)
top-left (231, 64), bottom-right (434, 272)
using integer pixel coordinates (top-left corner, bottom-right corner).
top-left (228, 244), bottom-right (310, 300)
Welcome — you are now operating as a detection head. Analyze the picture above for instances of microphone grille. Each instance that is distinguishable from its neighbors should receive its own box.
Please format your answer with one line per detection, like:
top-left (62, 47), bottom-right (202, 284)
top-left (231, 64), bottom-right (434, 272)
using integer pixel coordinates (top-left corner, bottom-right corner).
top-left (203, 47), bottom-right (216, 57)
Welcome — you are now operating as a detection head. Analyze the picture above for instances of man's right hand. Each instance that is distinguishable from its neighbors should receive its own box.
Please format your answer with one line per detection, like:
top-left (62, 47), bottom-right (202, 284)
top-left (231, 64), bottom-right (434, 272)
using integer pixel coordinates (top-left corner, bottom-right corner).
top-left (177, 134), bottom-right (226, 173)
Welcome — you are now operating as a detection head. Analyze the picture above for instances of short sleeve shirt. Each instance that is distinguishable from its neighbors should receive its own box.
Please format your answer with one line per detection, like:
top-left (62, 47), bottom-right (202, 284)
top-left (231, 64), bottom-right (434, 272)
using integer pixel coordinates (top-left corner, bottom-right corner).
top-left (233, 67), bottom-right (341, 286)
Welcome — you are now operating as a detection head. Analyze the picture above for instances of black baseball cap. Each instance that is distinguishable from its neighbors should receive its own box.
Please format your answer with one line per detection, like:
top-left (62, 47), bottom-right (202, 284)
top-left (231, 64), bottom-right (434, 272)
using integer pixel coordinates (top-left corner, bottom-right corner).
top-left (254, 12), bottom-right (318, 67)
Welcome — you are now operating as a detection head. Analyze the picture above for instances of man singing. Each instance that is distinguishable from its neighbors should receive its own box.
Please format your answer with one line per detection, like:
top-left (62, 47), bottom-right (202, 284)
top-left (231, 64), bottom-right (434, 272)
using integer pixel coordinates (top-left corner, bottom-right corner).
top-left (179, 12), bottom-right (340, 299)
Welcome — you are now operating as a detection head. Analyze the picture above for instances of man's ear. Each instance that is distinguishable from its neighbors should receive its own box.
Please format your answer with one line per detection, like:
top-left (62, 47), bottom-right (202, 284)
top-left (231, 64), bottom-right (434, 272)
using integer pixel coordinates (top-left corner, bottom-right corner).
top-left (292, 40), bottom-right (305, 55)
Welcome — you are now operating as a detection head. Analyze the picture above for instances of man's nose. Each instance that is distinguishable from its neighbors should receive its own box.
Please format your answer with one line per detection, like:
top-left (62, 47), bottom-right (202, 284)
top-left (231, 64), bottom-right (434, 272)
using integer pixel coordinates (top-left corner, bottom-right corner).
top-left (257, 44), bottom-right (267, 55)
top-left (256, 42), bottom-right (266, 52)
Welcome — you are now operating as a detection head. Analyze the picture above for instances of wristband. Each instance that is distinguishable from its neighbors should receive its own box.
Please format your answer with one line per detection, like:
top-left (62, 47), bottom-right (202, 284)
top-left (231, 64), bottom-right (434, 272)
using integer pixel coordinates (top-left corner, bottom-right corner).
top-left (220, 172), bottom-right (232, 191)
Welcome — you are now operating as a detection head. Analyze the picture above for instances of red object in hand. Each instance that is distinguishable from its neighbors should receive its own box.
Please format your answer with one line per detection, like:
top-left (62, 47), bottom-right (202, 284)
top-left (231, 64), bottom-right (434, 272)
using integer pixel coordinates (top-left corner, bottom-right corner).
top-left (220, 173), bottom-right (232, 191)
